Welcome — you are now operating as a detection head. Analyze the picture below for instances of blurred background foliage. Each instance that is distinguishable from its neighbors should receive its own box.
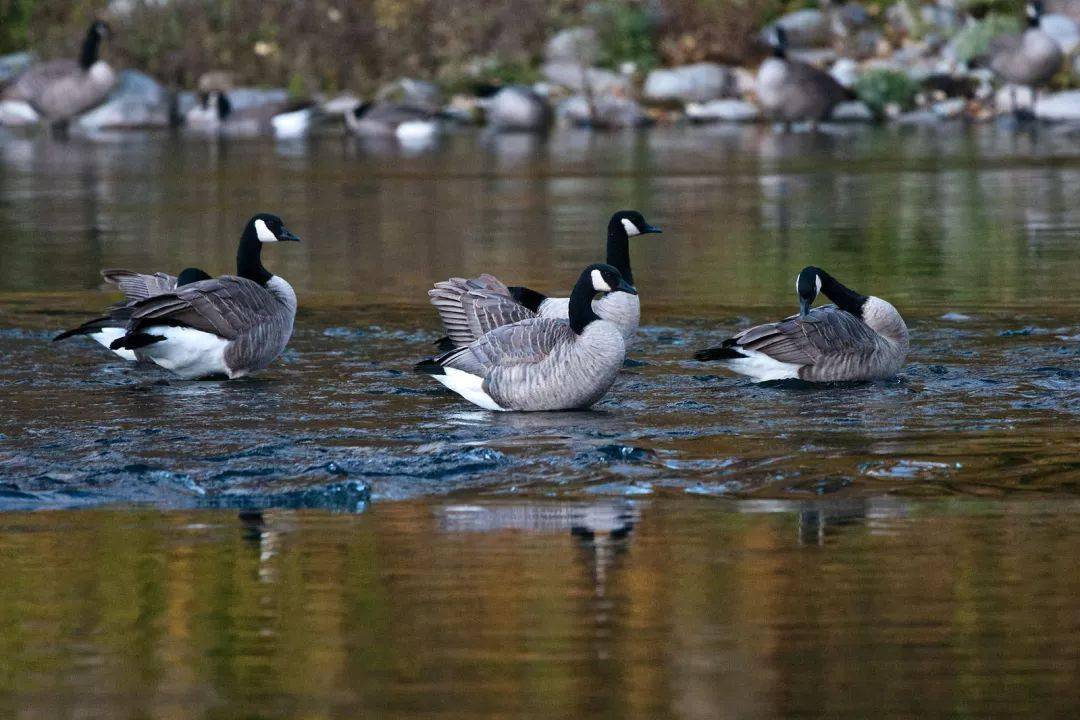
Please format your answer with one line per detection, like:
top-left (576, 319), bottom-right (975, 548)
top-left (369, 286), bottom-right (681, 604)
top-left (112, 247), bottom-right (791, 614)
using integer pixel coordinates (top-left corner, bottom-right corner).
top-left (0, 0), bottom-right (806, 92)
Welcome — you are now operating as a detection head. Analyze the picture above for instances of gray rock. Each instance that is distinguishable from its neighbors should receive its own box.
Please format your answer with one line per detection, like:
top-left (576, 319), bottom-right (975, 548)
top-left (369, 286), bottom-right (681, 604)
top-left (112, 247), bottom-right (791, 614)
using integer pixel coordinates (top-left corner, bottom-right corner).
top-left (545, 26), bottom-right (599, 65)
top-left (75, 70), bottom-right (169, 130)
top-left (766, 9), bottom-right (830, 48)
top-left (1041, 13), bottom-right (1080, 53)
top-left (643, 63), bottom-right (734, 103)
top-left (487, 85), bottom-right (551, 131)
top-left (0, 99), bottom-right (38, 126)
top-left (831, 58), bottom-right (861, 88)
top-left (541, 63), bottom-right (630, 95)
top-left (831, 100), bottom-right (875, 122)
top-left (1034, 89), bottom-right (1080, 121)
top-left (685, 99), bottom-right (759, 123)
top-left (0, 52), bottom-right (34, 89)
top-left (376, 78), bottom-right (442, 112)
top-left (832, 2), bottom-right (872, 36)
top-left (557, 94), bottom-right (650, 128)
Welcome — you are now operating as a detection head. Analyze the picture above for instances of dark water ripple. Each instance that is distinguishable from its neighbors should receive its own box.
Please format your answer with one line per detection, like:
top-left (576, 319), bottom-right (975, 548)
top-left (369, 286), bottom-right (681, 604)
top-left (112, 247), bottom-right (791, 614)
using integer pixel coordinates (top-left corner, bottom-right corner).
top-left (1, 309), bottom-right (1077, 509)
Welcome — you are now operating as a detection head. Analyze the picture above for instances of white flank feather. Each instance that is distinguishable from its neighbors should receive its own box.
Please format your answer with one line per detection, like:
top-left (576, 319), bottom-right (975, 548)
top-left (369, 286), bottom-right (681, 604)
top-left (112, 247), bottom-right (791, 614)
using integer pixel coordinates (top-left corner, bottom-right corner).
top-left (434, 368), bottom-right (505, 411)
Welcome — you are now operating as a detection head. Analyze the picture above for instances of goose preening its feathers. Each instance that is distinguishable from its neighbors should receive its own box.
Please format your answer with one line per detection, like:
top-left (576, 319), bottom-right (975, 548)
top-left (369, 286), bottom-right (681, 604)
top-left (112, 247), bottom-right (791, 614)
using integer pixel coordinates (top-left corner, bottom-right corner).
top-left (429, 210), bottom-right (661, 350)
top-left (416, 264), bottom-right (635, 411)
top-left (757, 26), bottom-right (849, 127)
top-left (55, 267), bottom-right (212, 361)
top-left (185, 91), bottom-right (313, 138)
top-left (694, 267), bottom-right (909, 383)
top-left (989, 1), bottom-right (1063, 118)
top-left (345, 101), bottom-right (441, 143)
top-left (57, 214), bottom-right (301, 379)
top-left (4, 21), bottom-right (116, 132)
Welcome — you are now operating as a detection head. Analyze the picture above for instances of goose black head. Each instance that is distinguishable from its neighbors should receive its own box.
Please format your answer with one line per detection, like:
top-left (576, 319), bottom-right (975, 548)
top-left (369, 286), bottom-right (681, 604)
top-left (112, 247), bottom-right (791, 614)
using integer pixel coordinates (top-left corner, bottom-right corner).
top-left (610, 210), bottom-right (662, 239)
top-left (796, 266), bottom-right (822, 317)
top-left (90, 20), bottom-right (111, 39)
top-left (353, 101), bottom-right (373, 119)
top-left (589, 263), bottom-right (637, 297)
top-left (569, 263), bottom-right (636, 334)
top-left (1027, 0), bottom-right (1043, 27)
top-left (770, 25), bottom-right (788, 58)
top-left (177, 267), bottom-right (212, 286)
top-left (249, 213), bottom-right (300, 244)
top-left (238, 213), bottom-right (300, 285)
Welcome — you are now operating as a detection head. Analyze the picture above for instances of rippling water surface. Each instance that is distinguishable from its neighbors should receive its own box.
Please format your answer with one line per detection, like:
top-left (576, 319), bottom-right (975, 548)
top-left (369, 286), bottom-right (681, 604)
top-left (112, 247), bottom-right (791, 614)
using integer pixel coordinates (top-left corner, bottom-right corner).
top-left (1, 123), bottom-right (1078, 717)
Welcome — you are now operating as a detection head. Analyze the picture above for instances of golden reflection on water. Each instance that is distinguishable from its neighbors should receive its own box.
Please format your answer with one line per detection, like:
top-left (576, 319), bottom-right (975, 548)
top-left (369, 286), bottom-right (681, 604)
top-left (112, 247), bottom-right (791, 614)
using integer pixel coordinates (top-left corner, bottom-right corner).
top-left (0, 500), bottom-right (1078, 719)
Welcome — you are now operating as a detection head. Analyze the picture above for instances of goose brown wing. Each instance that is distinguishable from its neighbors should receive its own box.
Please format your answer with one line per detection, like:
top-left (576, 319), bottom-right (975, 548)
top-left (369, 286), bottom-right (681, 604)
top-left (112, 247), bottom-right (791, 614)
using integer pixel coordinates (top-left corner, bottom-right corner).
top-left (127, 275), bottom-right (275, 340)
top-left (101, 269), bottom-right (180, 302)
top-left (732, 305), bottom-right (880, 364)
top-left (439, 318), bottom-right (573, 376)
top-left (429, 274), bottom-right (536, 347)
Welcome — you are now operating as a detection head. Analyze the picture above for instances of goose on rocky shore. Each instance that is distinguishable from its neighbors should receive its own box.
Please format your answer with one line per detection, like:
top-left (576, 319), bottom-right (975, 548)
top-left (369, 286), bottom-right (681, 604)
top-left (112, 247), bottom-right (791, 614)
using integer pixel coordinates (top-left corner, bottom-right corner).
top-left (54, 267), bottom-right (211, 361)
top-left (429, 210), bottom-right (661, 350)
top-left (184, 90), bottom-right (310, 138)
top-left (756, 26), bottom-right (849, 128)
top-left (345, 101), bottom-right (440, 142)
top-left (416, 264), bottom-right (634, 411)
top-left (3, 20), bottom-right (116, 133)
top-left (105, 214), bottom-right (301, 379)
top-left (989, 0), bottom-right (1063, 118)
top-left (693, 266), bottom-right (909, 382)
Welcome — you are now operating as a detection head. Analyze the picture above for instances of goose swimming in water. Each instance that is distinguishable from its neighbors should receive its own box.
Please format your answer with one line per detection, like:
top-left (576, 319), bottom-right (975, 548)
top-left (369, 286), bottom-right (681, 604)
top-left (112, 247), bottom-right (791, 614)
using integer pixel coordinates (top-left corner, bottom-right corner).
top-left (416, 264), bottom-right (634, 411)
top-left (105, 214), bottom-right (301, 379)
top-left (756, 26), bottom-right (848, 128)
top-left (694, 267), bottom-right (909, 382)
top-left (4, 21), bottom-right (116, 133)
top-left (429, 210), bottom-right (661, 349)
top-left (989, 1), bottom-right (1063, 118)
top-left (54, 267), bottom-right (212, 361)
top-left (184, 90), bottom-right (312, 138)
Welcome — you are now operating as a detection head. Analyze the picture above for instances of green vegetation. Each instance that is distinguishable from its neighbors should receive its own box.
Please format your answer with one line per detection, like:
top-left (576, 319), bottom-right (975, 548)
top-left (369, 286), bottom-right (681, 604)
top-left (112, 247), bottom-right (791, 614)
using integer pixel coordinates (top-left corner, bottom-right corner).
top-left (949, 14), bottom-right (1023, 64)
top-left (854, 68), bottom-right (919, 120)
top-left (587, 0), bottom-right (659, 73)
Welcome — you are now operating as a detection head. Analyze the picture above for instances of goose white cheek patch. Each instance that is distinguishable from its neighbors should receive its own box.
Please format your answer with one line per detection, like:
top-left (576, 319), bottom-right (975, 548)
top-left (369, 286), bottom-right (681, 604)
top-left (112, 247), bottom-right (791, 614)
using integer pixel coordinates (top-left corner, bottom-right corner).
top-left (255, 219), bottom-right (278, 242)
top-left (591, 269), bottom-right (613, 292)
top-left (621, 218), bottom-right (641, 236)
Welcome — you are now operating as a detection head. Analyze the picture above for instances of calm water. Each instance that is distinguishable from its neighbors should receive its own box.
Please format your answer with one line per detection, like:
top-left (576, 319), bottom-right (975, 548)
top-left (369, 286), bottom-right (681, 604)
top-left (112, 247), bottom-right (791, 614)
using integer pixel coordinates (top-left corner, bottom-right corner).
top-left (0, 123), bottom-right (1078, 717)
top-left (1, 500), bottom-right (1079, 719)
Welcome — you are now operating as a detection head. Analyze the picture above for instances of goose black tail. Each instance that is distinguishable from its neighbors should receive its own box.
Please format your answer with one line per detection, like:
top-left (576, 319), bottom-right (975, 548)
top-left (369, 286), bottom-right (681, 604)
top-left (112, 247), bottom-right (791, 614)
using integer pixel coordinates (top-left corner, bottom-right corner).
top-left (694, 346), bottom-right (747, 362)
top-left (414, 358), bottom-right (446, 375)
top-left (53, 317), bottom-right (113, 342)
top-left (433, 336), bottom-right (456, 351)
top-left (110, 333), bottom-right (165, 351)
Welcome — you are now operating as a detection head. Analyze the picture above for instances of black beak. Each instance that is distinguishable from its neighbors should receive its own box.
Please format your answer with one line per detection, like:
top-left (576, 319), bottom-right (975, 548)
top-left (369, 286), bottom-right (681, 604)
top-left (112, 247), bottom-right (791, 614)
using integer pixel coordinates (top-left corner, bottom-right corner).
top-left (642, 224), bottom-right (662, 234)
top-left (617, 278), bottom-right (638, 296)
top-left (278, 227), bottom-right (301, 242)
top-left (799, 298), bottom-right (812, 317)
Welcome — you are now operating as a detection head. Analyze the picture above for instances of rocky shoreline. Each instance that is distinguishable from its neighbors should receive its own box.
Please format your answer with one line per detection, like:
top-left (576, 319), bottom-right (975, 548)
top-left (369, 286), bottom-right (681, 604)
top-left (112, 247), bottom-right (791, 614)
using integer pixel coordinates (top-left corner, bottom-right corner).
top-left (6, 2), bottom-right (1080, 136)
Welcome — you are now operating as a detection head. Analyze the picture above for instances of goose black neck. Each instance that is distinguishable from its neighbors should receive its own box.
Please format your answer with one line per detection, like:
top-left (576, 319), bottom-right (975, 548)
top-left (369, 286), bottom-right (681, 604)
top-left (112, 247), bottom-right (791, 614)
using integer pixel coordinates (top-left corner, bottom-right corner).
top-left (568, 274), bottom-right (600, 335)
top-left (1028, 14), bottom-right (1040, 28)
top-left (79, 28), bottom-right (101, 70)
top-left (237, 225), bottom-right (272, 285)
top-left (817, 269), bottom-right (868, 316)
top-left (605, 222), bottom-right (633, 286)
top-left (772, 45), bottom-right (786, 59)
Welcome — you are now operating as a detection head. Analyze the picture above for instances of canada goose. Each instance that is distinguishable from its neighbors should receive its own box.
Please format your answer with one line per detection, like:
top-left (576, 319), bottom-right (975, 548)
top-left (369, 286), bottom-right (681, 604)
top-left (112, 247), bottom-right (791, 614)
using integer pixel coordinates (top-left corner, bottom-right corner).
top-left (54, 267), bottom-right (211, 361)
top-left (416, 264), bottom-right (634, 411)
top-left (694, 266), bottom-right (909, 382)
top-left (107, 214), bottom-right (301, 379)
top-left (184, 90), bottom-right (309, 137)
top-left (430, 210), bottom-right (661, 349)
top-left (989, 1), bottom-right (1063, 118)
top-left (345, 101), bottom-right (440, 142)
top-left (757, 26), bottom-right (848, 127)
top-left (3, 21), bottom-right (116, 133)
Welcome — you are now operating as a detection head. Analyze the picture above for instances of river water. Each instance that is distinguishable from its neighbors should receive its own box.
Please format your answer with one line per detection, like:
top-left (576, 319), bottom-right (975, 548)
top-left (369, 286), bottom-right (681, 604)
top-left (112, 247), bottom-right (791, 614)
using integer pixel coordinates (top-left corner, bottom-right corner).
top-left (0, 123), bottom-right (1077, 718)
